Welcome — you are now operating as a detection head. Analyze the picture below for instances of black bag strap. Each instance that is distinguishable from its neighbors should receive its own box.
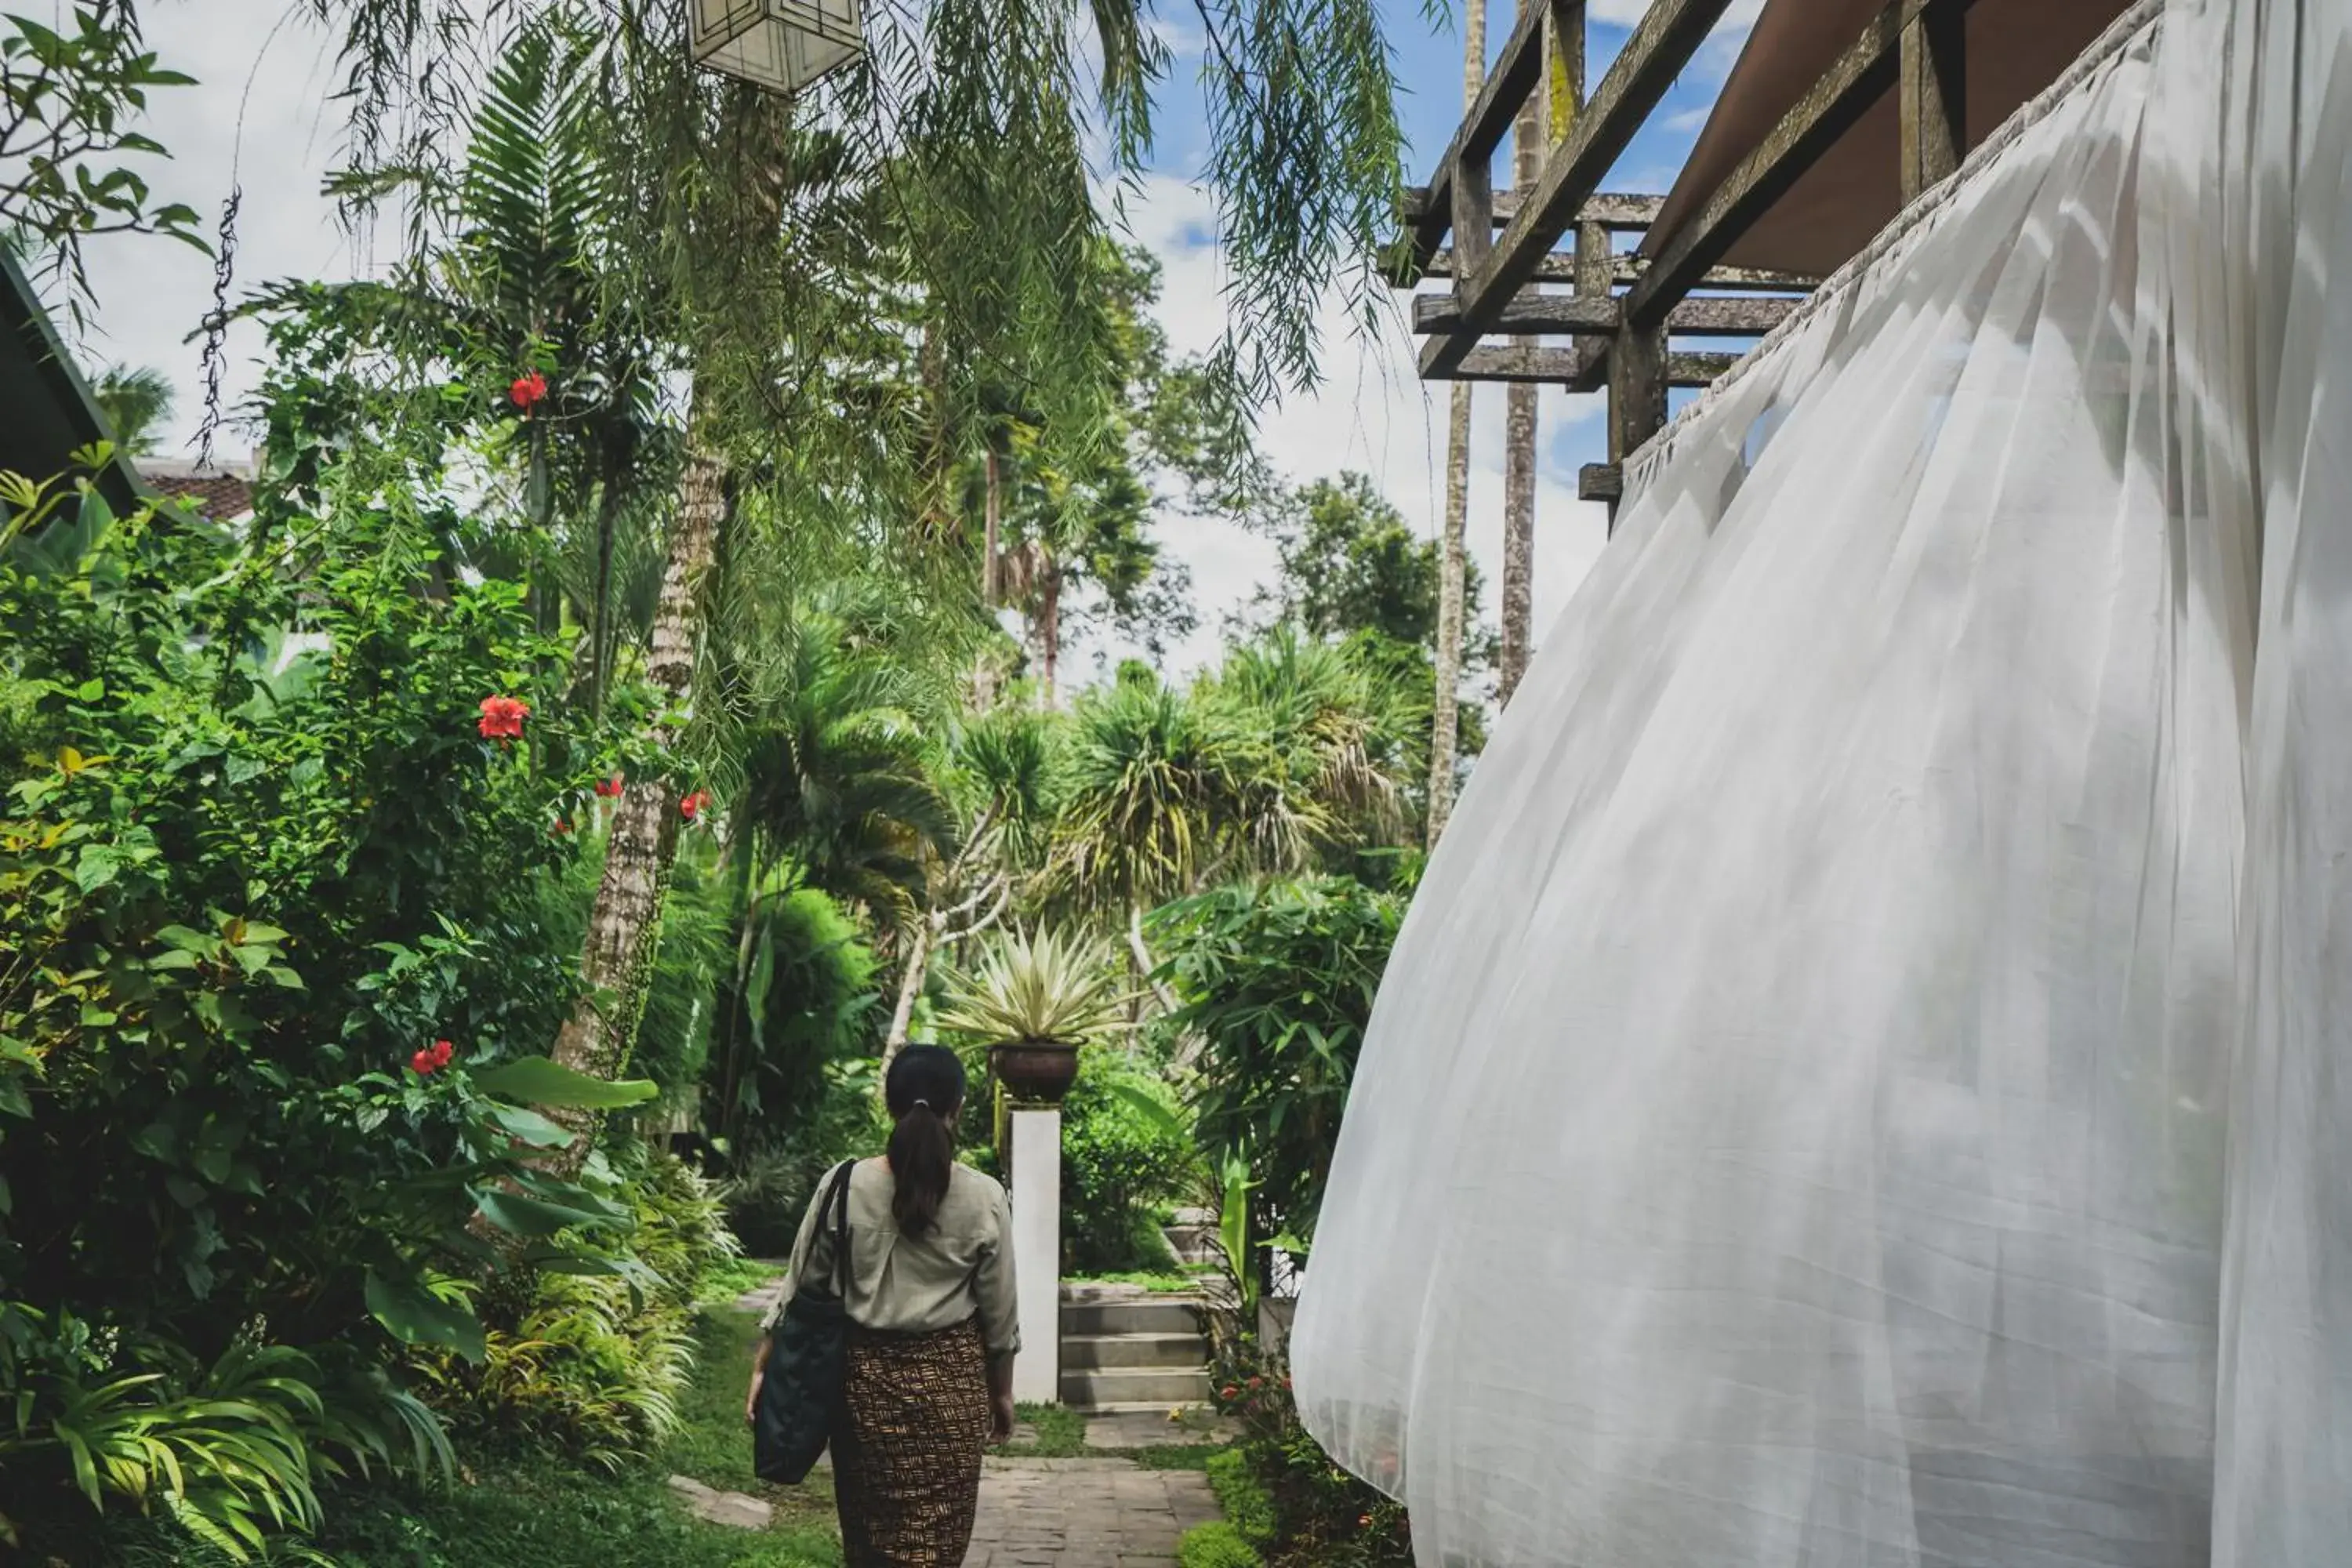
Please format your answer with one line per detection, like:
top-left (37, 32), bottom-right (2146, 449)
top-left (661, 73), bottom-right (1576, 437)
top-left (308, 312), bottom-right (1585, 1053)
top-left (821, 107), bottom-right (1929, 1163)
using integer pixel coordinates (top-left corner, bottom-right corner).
top-left (818, 1160), bottom-right (856, 1294)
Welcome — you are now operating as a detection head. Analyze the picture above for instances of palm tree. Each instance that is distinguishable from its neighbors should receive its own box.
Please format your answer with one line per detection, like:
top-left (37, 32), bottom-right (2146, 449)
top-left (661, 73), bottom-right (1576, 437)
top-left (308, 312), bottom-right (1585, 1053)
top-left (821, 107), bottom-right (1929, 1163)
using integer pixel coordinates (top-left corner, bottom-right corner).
top-left (1052, 673), bottom-right (1244, 993)
top-left (92, 365), bottom-right (173, 459)
top-left (728, 601), bottom-right (960, 921)
top-left (303, 0), bottom-right (1419, 1123)
top-left (1431, 0), bottom-right (1488, 847)
top-left (1497, 0), bottom-right (1545, 708)
top-left (1205, 629), bottom-right (1423, 862)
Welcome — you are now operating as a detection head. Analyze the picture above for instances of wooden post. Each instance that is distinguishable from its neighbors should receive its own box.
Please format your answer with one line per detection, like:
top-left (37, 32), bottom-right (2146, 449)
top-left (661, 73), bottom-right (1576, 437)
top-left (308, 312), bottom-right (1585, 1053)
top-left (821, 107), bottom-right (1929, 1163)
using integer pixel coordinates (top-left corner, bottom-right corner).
top-left (1453, 153), bottom-right (1494, 285)
top-left (1606, 323), bottom-right (1666, 534)
top-left (1899, 0), bottom-right (1965, 201)
top-left (1548, 0), bottom-right (1586, 154)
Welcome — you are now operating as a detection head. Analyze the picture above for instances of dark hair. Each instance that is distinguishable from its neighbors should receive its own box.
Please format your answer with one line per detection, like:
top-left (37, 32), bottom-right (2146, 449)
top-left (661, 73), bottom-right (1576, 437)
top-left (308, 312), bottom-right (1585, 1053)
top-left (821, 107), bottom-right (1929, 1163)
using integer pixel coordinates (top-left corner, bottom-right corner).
top-left (884, 1046), bottom-right (966, 1238)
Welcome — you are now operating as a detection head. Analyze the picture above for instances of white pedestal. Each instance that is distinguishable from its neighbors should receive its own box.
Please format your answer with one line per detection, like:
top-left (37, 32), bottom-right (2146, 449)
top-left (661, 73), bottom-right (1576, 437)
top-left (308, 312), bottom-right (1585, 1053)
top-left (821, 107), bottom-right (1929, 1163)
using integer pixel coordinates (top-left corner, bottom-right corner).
top-left (1008, 1108), bottom-right (1062, 1404)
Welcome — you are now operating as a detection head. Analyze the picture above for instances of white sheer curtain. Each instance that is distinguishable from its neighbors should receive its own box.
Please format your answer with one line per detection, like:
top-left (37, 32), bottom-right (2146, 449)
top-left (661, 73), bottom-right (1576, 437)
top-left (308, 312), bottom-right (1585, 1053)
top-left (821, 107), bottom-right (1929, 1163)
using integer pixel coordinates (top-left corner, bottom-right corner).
top-left (1292, 1), bottom-right (2352, 1563)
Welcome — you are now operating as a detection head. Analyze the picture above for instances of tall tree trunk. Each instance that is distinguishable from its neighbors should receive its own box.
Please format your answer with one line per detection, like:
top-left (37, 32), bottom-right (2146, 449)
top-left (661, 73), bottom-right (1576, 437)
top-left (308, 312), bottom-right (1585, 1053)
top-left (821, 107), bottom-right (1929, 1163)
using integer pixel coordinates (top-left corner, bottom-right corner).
top-left (587, 469), bottom-right (624, 718)
top-left (1498, 0), bottom-right (1544, 708)
top-left (1037, 557), bottom-right (1062, 710)
top-left (982, 445), bottom-right (1002, 605)
top-left (1430, 381), bottom-right (1473, 848)
top-left (885, 918), bottom-right (935, 1060)
top-left (546, 447), bottom-right (727, 1156)
top-left (1430, 0), bottom-right (1489, 844)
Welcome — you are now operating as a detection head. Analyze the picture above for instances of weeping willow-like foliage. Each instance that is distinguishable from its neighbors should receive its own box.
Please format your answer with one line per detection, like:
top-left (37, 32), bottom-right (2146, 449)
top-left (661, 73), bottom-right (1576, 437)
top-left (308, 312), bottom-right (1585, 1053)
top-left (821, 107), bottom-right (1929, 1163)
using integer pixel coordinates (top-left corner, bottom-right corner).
top-left (299, 0), bottom-right (1412, 421)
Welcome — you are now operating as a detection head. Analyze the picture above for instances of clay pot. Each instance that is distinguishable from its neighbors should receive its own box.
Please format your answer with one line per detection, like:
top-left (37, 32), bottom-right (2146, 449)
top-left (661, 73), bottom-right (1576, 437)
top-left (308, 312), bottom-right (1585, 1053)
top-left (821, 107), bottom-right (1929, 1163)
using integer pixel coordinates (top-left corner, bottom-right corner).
top-left (987, 1039), bottom-right (1080, 1104)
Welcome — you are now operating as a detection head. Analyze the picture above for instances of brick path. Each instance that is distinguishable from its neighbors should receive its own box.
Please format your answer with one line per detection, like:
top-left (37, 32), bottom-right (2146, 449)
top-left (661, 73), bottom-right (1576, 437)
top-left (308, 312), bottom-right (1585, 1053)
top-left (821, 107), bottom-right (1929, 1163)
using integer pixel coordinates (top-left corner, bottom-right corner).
top-left (964, 1455), bottom-right (1222, 1567)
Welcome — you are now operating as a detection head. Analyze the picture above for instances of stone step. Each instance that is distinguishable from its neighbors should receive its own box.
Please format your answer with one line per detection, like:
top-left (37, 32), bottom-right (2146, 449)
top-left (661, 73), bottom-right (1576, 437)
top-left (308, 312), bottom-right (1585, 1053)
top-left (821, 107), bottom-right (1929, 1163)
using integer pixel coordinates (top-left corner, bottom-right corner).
top-left (1060, 1295), bottom-right (1208, 1338)
top-left (1162, 1222), bottom-right (1218, 1265)
top-left (1062, 1331), bottom-right (1212, 1370)
top-left (1060, 1364), bottom-right (1214, 1410)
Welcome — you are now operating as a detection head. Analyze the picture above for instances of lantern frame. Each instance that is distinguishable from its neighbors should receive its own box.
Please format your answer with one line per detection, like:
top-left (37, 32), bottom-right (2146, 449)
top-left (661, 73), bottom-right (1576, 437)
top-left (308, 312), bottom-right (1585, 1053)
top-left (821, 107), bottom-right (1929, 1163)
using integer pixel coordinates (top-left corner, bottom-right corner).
top-left (687, 0), bottom-right (863, 95)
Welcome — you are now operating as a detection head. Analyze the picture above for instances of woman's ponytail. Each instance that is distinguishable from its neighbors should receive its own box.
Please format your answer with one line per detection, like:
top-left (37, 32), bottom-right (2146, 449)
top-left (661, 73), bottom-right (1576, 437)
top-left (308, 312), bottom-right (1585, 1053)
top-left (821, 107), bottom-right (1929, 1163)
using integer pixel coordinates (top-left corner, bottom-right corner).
top-left (884, 1045), bottom-right (966, 1238)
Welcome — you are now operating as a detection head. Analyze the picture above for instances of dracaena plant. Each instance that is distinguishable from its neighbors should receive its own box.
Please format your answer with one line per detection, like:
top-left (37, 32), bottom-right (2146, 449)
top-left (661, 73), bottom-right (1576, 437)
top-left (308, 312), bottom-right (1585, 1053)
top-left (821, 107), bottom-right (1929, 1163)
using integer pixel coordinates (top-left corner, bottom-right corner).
top-left (934, 927), bottom-right (1131, 1047)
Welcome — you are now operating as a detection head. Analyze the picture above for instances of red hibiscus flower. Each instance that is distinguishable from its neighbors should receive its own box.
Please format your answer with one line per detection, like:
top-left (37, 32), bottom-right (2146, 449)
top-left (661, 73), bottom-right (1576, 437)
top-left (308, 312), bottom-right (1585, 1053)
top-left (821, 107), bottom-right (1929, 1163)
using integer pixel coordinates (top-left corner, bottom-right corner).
top-left (477, 695), bottom-right (531, 741)
top-left (593, 775), bottom-right (624, 798)
top-left (681, 789), bottom-right (711, 822)
top-left (411, 1049), bottom-right (437, 1076)
top-left (433, 1039), bottom-right (455, 1068)
top-left (510, 370), bottom-right (548, 412)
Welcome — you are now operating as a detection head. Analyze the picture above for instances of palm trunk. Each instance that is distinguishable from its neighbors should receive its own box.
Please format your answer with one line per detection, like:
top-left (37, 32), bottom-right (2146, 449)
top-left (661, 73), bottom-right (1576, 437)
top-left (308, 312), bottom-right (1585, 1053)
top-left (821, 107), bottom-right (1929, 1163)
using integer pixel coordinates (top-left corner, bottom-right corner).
top-left (546, 446), bottom-right (727, 1156)
top-left (1498, 1), bottom-right (1543, 709)
top-left (587, 470), bottom-right (624, 718)
top-left (1431, 0), bottom-right (1488, 841)
top-left (982, 445), bottom-right (1002, 605)
top-left (1038, 557), bottom-right (1062, 710)
top-left (1430, 381), bottom-right (1473, 848)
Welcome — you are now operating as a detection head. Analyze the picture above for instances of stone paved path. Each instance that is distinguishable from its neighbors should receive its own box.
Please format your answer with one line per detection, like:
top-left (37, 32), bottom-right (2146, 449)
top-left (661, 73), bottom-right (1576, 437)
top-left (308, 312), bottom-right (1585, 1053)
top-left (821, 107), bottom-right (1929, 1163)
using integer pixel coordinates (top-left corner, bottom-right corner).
top-left (964, 1456), bottom-right (1221, 1567)
top-left (733, 1268), bottom-right (1226, 1564)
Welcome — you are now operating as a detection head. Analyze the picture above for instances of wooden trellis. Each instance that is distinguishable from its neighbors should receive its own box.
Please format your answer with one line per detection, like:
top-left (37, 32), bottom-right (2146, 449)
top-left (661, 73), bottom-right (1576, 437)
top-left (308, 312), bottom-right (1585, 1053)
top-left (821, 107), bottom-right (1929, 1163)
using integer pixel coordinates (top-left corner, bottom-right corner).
top-left (1405, 0), bottom-right (1979, 520)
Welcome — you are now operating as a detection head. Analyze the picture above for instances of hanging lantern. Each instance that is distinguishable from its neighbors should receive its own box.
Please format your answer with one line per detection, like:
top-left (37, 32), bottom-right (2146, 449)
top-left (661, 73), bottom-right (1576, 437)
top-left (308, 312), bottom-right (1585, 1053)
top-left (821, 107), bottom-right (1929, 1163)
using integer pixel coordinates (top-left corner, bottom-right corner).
top-left (688, 0), bottom-right (862, 95)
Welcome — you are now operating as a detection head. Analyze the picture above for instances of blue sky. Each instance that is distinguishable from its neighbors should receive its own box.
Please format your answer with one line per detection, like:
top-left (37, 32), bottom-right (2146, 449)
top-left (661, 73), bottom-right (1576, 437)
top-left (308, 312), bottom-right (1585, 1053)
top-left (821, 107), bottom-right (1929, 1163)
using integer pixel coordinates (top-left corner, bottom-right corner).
top-left (76, 0), bottom-right (1757, 678)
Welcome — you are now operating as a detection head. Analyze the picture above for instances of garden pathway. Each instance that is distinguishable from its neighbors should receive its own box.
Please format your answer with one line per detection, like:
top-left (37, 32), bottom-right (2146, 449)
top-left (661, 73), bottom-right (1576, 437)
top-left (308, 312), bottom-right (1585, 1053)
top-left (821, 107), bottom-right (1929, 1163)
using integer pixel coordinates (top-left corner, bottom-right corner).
top-left (965, 1455), bottom-right (1221, 1567)
top-left (730, 1270), bottom-right (1225, 1566)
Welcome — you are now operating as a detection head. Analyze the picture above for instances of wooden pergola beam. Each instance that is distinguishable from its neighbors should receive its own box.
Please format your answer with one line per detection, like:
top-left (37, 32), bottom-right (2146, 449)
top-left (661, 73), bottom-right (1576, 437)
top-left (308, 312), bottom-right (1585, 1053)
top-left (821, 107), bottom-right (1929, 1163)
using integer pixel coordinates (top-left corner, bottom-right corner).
top-left (1444, 343), bottom-right (1740, 389)
top-left (1412, 291), bottom-right (1797, 338)
top-left (1425, 0), bottom-right (1735, 378)
top-left (1624, 0), bottom-right (1978, 329)
top-left (1423, 249), bottom-right (1824, 294)
top-left (1403, 187), bottom-right (1663, 233)
top-left (1412, 0), bottom-right (1555, 270)
top-left (1411, 292), bottom-right (1621, 336)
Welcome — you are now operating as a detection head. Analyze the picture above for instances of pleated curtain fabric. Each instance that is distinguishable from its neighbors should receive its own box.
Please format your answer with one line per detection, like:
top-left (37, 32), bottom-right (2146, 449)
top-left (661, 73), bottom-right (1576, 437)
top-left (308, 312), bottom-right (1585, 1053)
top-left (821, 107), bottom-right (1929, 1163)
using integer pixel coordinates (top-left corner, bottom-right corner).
top-left (1291, 1), bottom-right (2352, 1563)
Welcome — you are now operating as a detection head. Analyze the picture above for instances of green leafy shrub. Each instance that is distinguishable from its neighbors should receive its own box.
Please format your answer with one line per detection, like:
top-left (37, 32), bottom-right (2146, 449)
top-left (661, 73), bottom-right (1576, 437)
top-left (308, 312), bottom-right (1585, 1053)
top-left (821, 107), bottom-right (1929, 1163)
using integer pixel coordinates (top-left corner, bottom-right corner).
top-left (0, 475), bottom-right (652, 1550)
top-left (1061, 1046), bottom-right (1196, 1273)
top-left (1179, 1521), bottom-right (1265, 1568)
top-left (412, 1149), bottom-right (741, 1469)
top-left (1151, 876), bottom-right (1401, 1252)
top-left (706, 886), bottom-right (884, 1157)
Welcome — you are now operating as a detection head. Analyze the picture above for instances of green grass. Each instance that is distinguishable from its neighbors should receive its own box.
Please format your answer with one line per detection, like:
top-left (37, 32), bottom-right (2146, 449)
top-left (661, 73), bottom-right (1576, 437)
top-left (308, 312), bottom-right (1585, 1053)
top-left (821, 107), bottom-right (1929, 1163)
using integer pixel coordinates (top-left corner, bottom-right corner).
top-left (999, 1400), bottom-right (1090, 1456)
top-left (1178, 1520), bottom-right (1265, 1568)
top-left (1207, 1448), bottom-right (1277, 1548)
top-left (303, 1307), bottom-right (840, 1568)
top-left (697, 1254), bottom-right (789, 1308)
top-left (1071, 1266), bottom-right (1217, 1293)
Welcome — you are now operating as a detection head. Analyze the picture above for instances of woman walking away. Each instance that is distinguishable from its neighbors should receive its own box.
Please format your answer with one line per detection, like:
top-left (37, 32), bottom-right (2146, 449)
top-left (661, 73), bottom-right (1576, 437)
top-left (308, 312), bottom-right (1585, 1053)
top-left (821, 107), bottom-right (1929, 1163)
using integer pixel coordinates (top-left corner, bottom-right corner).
top-left (746, 1045), bottom-right (1019, 1566)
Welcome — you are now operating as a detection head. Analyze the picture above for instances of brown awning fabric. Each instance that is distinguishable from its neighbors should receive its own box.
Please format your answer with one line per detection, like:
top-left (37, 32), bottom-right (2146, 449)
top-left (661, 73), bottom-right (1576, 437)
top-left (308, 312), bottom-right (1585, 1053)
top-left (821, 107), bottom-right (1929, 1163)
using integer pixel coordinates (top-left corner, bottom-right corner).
top-left (1642, 0), bottom-right (2135, 276)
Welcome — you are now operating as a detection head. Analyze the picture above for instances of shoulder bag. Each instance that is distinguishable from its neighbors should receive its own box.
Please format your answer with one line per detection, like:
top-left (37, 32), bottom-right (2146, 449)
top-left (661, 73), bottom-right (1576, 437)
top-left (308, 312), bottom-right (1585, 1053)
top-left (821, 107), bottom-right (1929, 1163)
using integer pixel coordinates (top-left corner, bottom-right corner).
top-left (752, 1159), bottom-right (855, 1484)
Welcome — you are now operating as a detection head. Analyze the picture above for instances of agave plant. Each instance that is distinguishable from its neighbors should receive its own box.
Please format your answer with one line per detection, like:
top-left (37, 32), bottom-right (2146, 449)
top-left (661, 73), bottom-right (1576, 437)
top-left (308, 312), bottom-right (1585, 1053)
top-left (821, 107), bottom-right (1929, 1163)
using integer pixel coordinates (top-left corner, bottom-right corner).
top-left (935, 927), bottom-right (1131, 1047)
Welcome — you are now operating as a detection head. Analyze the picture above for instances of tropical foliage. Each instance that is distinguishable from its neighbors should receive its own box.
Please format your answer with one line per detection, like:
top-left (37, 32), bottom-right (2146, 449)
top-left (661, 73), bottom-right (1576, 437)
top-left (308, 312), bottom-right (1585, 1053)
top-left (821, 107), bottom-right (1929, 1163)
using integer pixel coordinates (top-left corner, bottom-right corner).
top-left (1154, 877), bottom-right (1404, 1252)
top-left (0, 0), bottom-right (1468, 1553)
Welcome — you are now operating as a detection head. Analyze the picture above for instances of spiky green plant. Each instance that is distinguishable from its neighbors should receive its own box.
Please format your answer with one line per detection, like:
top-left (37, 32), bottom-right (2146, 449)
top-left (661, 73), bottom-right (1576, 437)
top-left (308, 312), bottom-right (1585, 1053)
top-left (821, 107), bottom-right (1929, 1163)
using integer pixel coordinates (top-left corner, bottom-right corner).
top-left (935, 927), bottom-right (1131, 1047)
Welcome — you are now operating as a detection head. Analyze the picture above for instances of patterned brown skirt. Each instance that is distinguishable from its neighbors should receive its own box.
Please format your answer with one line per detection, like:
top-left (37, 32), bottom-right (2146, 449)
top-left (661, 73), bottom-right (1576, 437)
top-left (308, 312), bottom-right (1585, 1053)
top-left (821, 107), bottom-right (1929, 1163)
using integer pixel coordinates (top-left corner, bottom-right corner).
top-left (833, 1316), bottom-right (993, 1567)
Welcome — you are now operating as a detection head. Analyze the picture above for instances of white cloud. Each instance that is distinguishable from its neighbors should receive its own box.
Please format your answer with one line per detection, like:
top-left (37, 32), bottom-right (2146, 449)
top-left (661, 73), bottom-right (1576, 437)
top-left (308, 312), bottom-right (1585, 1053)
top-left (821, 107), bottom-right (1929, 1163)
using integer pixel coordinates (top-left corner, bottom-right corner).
top-left (80, 3), bottom-right (372, 463)
top-left (1083, 174), bottom-right (1613, 683)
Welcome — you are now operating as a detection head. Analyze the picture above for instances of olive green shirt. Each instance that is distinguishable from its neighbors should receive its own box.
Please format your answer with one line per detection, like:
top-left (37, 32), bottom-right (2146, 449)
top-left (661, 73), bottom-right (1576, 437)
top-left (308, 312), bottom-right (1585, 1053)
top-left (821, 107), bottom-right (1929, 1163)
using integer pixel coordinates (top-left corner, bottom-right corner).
top-left (761, 1158), bottom-right (1021, 1357)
